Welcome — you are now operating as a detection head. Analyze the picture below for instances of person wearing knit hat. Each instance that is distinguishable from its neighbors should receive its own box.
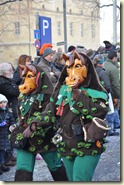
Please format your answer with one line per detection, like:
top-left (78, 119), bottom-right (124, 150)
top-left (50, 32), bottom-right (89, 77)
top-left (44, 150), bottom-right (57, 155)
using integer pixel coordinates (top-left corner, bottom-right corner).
top-left (93, 54), bottom-right (105, 65)
top-left (0, 94), bottom-right (16, 175)
top-left (37, 47), bottom-right (60, 85)
top-left (0, 94), bottom-right (8, 103)
top-left (39, 43), bottom-right (53, 56)
top-left (43, 48), bottom-right (54, 57)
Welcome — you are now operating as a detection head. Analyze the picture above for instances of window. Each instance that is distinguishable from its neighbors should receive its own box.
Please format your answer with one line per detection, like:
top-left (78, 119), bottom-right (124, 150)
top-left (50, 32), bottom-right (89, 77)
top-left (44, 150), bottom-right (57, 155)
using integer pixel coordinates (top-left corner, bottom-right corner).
top-left (57, 21), bottom-right (61, 36)
top-left (42, 5), bottom-right (45, 9)
top-left (70, 22), bottom-right (73, 36)
top-left (14, 22), bottom-right (20, 35)
top-left (81, 23), bottom-right (83, 37)
top-left (81, 10), bottom-right (83, 15)
top-left (91, 24), bottom-right (95, 38)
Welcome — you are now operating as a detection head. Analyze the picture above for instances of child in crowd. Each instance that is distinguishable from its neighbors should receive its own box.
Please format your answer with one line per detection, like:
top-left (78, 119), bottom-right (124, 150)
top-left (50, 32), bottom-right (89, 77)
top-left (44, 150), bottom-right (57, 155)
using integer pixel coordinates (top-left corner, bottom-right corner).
top-left (0, 94), bottom-right (16, 175)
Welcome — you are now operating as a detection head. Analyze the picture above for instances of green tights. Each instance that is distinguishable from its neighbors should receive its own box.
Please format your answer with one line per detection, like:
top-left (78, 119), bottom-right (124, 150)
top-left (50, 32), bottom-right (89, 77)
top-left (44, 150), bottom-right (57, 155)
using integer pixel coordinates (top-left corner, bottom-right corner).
top-left (16, 149), bottom-right (62, 172)
top-left (62, 154), bottom-right (101, 181)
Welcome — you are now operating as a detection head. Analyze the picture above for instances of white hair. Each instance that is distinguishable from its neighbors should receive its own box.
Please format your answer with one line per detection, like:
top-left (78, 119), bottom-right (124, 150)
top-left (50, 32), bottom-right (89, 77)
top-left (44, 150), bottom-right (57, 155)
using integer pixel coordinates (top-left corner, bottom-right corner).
top-left (0, 62), bottom-right (13, 78)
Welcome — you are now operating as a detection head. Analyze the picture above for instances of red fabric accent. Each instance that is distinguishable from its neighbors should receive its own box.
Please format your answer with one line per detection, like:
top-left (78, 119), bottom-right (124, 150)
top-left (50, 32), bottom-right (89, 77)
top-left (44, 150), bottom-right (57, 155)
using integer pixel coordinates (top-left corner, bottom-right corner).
top-left (22, 123), bottom-right (27, 127)
top-left (36, 72), bottom-right (41, 86)
top-left (56, 100), bottom-right (64, 116)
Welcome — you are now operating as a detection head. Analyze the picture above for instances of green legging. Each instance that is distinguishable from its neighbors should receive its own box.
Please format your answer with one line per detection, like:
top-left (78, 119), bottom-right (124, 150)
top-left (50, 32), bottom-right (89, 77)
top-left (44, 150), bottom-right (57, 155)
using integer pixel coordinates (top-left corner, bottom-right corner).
top-left (62, 154), bottom-right (101, 181)
top-left (16, 149), bottom-right (62, 172)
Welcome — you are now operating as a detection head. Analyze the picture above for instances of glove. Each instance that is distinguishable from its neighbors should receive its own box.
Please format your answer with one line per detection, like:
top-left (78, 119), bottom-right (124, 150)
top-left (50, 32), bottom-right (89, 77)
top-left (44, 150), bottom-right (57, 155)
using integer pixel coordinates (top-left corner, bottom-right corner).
top-left (72, 88), bottom-right (81, 100)
top-left (23, 126), bottom-right (32, 138)
top-left (23, 122), bottom-right (37, 138)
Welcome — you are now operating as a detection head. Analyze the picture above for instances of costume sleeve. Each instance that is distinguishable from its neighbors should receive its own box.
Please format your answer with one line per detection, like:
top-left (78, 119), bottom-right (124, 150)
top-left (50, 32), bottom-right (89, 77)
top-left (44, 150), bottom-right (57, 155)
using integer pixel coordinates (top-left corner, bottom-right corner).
top-left (30, 95), bottom-right (57, 128)
top-left (72, 91), bottom-right (109, 119)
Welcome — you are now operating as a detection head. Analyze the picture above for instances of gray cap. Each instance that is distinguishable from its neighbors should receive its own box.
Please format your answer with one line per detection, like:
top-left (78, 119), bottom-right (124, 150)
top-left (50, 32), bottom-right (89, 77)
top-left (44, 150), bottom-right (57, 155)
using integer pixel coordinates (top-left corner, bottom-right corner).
top-left (43, 48), bottom-right (54, 57)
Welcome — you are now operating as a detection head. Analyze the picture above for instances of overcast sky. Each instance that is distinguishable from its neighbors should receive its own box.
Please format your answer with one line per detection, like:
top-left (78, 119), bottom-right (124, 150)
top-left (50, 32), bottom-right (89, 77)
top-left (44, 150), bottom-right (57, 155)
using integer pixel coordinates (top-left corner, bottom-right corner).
top-left (100, 0), bottom-right (120, 45)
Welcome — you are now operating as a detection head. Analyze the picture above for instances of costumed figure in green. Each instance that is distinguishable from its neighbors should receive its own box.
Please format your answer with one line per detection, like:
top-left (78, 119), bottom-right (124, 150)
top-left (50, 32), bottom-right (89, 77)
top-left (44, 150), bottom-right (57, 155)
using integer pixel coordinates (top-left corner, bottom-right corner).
top-left (10, 64), bottom-right (68, 181)
top-left (23, 52), bottom-right (111, 181)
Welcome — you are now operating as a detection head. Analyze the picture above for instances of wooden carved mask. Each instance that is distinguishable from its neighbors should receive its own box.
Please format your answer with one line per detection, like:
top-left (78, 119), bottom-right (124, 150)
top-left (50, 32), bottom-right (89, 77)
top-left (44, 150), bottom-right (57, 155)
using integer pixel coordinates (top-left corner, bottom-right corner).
top-left (63, 52), bottom-right (87, 88)
top-left (19, 65), bottom-right (37, 95)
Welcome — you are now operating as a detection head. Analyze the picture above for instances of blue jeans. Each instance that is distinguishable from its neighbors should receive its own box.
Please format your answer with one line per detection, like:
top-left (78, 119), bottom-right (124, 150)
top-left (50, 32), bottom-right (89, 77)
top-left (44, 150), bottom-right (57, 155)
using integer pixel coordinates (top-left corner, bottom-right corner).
top-left (113, 109), bottom-right (120, 128)
top-left (106, 108), bottom-right (120, 132)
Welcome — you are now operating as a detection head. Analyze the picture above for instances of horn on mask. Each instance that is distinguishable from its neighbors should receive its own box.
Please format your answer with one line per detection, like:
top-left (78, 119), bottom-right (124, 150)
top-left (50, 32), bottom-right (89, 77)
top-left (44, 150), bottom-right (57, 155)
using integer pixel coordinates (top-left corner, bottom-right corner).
top-left (19, 64), bottom-right (27, 77)
top-left (26, 65), bottom-right (37, 76)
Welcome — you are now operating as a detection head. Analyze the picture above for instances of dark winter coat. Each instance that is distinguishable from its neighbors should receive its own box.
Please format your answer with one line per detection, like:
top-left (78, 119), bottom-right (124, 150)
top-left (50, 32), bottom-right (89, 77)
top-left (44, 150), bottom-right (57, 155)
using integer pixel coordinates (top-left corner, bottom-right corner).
top-left (38, 57), bottom-right (60, 85)
top-left (13, 67), bottom-right (22, 85)
top-left (95, 66), bottom-right (111, 93)
top-left (11, 65), bottom-right (57, 154)
top-left (104, 58), bottom-right (120, 99)
top-left (0, 76), bottom-right (19, 119)
top-left (30, 53), bottom-right (109, 158)
top-left (0, 108), bottom-right (15, 150)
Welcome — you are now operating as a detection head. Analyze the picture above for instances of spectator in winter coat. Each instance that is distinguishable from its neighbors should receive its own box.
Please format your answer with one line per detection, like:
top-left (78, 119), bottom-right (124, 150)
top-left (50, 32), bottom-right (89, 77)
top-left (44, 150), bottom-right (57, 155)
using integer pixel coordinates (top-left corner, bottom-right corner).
top-left (93, 54), bottom-right (119, 136)
top-left (38, 48), bottom-right (61, 86)
top-left (93, 54), bottom-right (111, 93)
top-left (13, 55), bottom-right (32, 85)
top-left (104, 51), bottom-right (120, 135)
top-left (0, 94), bottom-right (16, 175)
top-left (104, 51), bottom-right (120, 99)
top-left (0, 62), bottom-right (19, 120)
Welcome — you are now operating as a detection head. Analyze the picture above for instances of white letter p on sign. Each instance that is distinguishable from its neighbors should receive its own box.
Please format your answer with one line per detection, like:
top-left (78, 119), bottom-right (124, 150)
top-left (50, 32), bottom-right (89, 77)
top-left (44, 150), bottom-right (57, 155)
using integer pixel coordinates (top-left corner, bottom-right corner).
top-left (43, 20), bottom-right (49, 36)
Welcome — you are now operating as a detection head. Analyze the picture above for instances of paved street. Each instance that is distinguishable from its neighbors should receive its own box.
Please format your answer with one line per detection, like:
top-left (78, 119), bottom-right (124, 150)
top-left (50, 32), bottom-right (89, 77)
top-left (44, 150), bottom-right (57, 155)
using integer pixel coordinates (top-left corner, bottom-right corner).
top-left (0, 129), bottom-right (120, 182)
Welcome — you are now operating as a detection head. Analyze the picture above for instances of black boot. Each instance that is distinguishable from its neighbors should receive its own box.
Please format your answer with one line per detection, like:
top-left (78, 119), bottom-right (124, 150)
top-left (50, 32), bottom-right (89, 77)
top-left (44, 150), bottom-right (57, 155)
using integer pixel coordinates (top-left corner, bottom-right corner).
top-left (15, 170), bottom-right (33, 181)
top-left (108, 131), bottom-right (119, 136)
top-left (0, 168), bottom-right (3, 175)
top-left (50, 165), bottom-right (68, 181)
top-left (0, 164), bottom-right (10, 172)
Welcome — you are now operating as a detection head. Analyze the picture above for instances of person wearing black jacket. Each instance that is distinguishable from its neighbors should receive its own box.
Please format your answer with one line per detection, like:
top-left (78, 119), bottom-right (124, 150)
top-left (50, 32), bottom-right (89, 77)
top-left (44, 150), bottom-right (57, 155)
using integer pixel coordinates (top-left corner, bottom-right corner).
top-left (0, 63), bottom-right (20, 120)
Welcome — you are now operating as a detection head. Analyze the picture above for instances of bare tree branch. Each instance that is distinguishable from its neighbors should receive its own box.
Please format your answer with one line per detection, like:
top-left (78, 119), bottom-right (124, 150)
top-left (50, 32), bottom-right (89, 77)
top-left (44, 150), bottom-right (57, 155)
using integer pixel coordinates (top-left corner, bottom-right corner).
top-left (0, 0), bottom-right (22, 6)
top-left (96, 3), bottom-right (120, 10)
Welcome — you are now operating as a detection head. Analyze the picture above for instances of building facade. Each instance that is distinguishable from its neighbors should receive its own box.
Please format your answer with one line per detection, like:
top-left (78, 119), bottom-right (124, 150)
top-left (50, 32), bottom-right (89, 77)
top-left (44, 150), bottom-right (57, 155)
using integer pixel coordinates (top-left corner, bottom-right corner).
top-left (0, 0), bottom-right (100, 66)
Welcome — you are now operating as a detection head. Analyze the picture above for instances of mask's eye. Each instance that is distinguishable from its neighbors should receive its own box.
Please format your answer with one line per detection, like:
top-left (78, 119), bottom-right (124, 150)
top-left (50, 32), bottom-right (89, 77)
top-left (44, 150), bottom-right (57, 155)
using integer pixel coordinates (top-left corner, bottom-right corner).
top-left (28, 75), bottom-right (35, 78)
top-left (66, 66), bottom-right (71, 70)
top-left (75, 64), bottom-right (83, 69)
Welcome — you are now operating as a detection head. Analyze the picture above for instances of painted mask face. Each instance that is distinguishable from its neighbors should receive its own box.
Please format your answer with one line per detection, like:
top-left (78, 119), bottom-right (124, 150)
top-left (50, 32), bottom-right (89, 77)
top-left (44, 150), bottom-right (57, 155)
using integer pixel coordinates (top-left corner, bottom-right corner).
top-left (19, 65), bottom-right (37, 95)
top-left (65, 57), bottom-right (87, 88)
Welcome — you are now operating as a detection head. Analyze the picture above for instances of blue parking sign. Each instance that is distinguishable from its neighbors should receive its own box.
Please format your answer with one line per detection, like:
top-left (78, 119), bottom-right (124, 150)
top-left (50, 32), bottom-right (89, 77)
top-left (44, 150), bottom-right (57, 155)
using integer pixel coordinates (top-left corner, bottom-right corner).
top-left (39, 16), bottom-right (52, 46)
top-left (34, 30), bottom-right (40, 39)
